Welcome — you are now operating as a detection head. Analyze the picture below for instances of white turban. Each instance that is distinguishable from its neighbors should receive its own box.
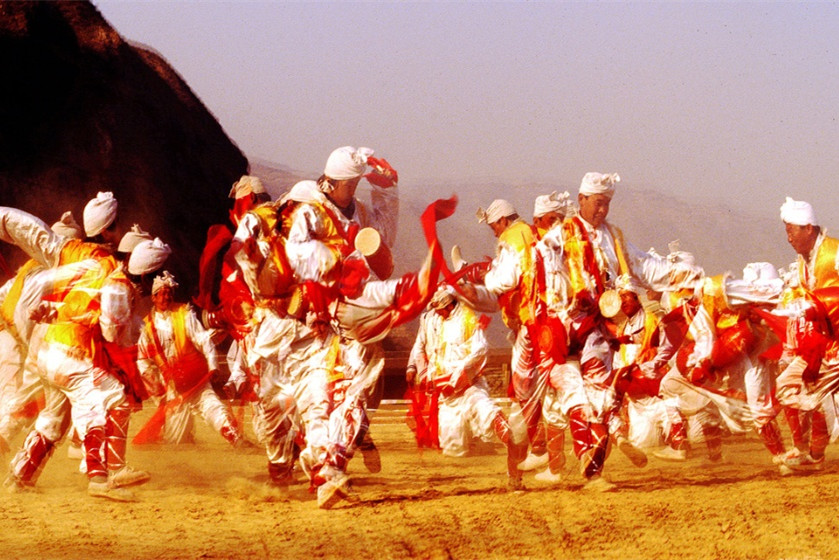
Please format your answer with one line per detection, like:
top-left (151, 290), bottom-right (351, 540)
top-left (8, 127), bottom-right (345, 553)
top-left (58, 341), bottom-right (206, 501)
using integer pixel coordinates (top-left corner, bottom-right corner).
top-left (666, 240), bottom-right (696, 267)
top-left (429, 285), bottom-right (456, 310)
top-left (128, 238), bottom-right (171, 276)
top-left (83, 192), bottom-right (118, 237)
top-left (51, 211), bottom-right (83, 239)
top-left (726, 261), bottom-right (784, 306)
top-left (579, 172), bottom-right (620, 198)
top-left (117, 224), bottom-right (153, 253)
top-left (228, 175), bottom-right (266, 199)
top-left (615, 273), bottom-right (642, 294)
top-left (323, 146), bottom-right (374, 181)
top-left (743, 262), bottom-right (780, 284)
top-left (152, 270), bottom-right (178, 295)
top-left (476, 199), bottom-right (517, 224)
top-left (280, 180), bottom-right (321, 205)
top-left (780, 197), bottom-right (817, 226)
top-left (533, 191), bottom-right (571, 218)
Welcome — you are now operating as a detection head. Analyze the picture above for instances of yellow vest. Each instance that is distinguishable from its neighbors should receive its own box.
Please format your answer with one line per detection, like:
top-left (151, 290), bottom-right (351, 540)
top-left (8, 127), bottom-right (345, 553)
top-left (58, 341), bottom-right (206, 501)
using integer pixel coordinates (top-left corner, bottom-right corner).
top-left (562, 217), bottom-right (633, 302)
top-left (800, 235), bottom-right (839, 290)
top-left (143, 304), bottom-right (209, 393)
top-left (44, 256), bottom-right (122, 359)
top-left (58, 239), bottom-right (110, 266)
top-left (497, 220), bottom-right (536, 328)
top-left (0, 259), bottom-right (41, 342)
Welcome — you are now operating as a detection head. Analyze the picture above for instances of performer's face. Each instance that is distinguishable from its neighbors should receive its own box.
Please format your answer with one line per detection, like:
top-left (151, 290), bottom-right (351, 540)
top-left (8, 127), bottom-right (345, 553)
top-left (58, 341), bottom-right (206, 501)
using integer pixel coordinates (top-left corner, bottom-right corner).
top-left (785, 222), bottom-right (818, 257)
top-left (152, 287), bottom-right (174, 312)
top-left (435, 301), bottom-right (456, 319)
top-left (534, 211), bottom-right (562, 231)
top-left (578, 193), bottom-right (611, 228)
top-left (489, 217), bottom-right (508, 238)
top-left (620, 290), bottom-right (642, 317)
top-left (328, 176), bottom-right (362, 209)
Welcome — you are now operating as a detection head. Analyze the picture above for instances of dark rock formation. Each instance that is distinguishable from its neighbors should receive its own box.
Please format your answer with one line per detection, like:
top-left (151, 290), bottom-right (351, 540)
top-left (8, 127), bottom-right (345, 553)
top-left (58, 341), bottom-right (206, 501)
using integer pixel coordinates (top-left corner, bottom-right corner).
top-left (0, 1), bottom-right (248, 294)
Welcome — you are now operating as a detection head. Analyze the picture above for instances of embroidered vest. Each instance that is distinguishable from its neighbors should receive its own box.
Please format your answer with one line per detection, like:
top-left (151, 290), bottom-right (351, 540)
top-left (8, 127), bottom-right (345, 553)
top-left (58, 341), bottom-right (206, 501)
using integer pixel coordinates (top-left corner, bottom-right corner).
top-left (562, 217), bottom-right (633, 303)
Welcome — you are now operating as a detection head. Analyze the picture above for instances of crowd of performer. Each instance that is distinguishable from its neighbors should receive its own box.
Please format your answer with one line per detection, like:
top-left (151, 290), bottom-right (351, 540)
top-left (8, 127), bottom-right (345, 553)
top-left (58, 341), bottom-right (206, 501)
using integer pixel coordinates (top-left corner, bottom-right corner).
top-left (0, 146), bottom-right (837, 508)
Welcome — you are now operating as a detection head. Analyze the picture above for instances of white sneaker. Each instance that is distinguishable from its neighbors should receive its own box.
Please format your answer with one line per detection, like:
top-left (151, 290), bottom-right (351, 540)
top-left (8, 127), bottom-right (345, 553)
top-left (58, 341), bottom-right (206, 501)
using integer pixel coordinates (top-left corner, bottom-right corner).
top-left (583, 475), bottom-right (616, 493)
top-left (533, 467), bottom-right (562, 484)
top-left (109, 465), bottom-right (151, 488)
top-left (653, 447), bottom-right (687, 462)
top-left (517, 452), bottom-right (549, 472)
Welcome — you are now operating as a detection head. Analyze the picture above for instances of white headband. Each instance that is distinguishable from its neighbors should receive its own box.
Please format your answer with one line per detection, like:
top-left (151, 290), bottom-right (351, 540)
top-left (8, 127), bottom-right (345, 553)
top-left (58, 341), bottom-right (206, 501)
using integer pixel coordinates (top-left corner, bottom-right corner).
top-left (323, 146), bottom-right (374, 181)
top-left (533, 190), bottom-right (571, 218)
top-left (579, 172), bottom-right (620, 198)
top-left (83, 191), bottom-right (118, 237)
top-left (780, 197), bottom-right (817, 226)
top-left (152, 270), bottom-right (179, 295)
top-left (128, 238), bottom-right (171, 276)
top-left (615, 273), bottom-right (642, 294)
top-left (118, 224), bottom-right (153, 253)
top-left (228, 175), bottom-right (266, 199)
top-left (51, 211), bottom-right (83, 239)
top-left (476, 199), bottom-right (516, 224)
top-left (429, 285), bottom-right (456, 310)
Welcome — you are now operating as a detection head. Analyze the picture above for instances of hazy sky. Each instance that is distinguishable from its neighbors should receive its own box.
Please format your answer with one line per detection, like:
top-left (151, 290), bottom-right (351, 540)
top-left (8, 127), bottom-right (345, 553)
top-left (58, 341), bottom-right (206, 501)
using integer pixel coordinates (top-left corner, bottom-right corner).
top-left (94, 1), bottom-right (839, 226)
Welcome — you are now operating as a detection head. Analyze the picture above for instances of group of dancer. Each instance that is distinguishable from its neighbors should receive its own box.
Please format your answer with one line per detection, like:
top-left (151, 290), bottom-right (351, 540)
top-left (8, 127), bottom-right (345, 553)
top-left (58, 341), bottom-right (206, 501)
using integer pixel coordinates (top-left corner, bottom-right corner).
top-left (0, 146), bottom-right (837, 508)
top-left (407, 176), bottom-right (839, 492)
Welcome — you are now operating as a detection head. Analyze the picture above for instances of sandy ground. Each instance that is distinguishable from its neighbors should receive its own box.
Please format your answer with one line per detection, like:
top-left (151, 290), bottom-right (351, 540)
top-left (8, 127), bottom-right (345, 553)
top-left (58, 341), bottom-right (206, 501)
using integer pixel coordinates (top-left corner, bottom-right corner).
top-left (1, 405), bottom-right (837, 560)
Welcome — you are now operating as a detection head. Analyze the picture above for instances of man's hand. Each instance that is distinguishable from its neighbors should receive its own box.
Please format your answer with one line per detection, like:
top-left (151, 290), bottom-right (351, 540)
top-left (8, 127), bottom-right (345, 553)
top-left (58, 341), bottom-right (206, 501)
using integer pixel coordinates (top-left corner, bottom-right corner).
top-left (365, 157), bottom-right (398, 188)
top-left (458, 281), bottom-right (479, 305)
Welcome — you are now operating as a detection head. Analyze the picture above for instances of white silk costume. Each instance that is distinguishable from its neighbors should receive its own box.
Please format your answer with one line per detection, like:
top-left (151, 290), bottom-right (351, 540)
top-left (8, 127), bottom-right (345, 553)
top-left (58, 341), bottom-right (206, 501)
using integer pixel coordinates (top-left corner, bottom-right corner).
top-left (408, 304), bottom-right (500, 456)
top-left (137, 303), bottom-right (239, 444)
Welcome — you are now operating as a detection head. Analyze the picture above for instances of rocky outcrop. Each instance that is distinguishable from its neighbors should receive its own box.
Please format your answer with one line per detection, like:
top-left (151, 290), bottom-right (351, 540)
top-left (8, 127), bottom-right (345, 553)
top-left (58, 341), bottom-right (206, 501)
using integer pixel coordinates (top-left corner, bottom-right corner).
top-left (0, 1), bottom-right (248, 293)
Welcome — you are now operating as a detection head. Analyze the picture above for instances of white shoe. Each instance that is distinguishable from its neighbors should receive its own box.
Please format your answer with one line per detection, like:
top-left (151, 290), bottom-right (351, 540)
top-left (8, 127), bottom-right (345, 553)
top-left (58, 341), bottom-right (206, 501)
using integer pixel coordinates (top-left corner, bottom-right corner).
top-left (88, 479), bottom-right (136, 502)
top-left (4, 475), bottom-right (29, 494)
top-left (517, 452), bottom-right (549, 472)
top-left (109, 465), bottom-right (151, 488)
top-left (316, 473), bottom-right (351, 509)
top-left (67, 443), bottom-right (84, 460)
top-left (653, 447), bottom-right (687, 462)
top-left (583, 475), bottom-right (616, 493)
top-left (533, 467), bottom-right (562, 484)
top-left (783, 452), bottom-right (824, 472)
top-left (617, 437), bottom-right (648, 468)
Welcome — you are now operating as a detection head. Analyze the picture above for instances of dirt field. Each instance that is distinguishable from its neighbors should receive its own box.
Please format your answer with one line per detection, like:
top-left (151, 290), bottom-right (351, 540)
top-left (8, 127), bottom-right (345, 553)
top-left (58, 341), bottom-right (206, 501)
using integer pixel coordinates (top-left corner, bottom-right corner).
top-left (1, 405), bottom-right (837, 560)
